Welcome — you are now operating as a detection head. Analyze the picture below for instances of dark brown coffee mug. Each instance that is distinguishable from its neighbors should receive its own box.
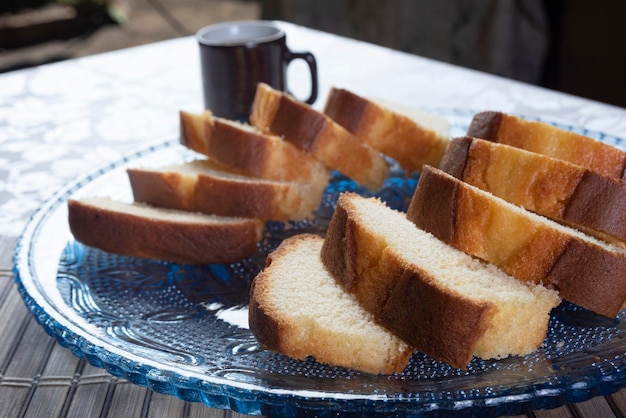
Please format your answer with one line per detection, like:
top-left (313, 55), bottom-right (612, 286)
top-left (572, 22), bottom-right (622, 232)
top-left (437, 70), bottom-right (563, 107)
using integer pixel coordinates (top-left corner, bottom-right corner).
top-left (197, 20), bottom-right (318, 121)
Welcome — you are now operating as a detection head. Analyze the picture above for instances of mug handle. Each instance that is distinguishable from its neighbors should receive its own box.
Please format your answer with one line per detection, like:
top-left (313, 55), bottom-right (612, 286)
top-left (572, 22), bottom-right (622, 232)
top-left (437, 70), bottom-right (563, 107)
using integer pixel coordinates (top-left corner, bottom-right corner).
top-left (285, 51), bottom-right (319, 105)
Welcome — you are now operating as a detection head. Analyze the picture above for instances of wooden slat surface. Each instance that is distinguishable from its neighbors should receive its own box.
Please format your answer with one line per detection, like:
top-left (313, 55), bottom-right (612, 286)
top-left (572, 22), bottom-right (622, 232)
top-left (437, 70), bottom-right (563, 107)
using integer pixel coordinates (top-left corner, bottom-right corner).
top-left (611, 388), bottom-right (626, 417)
top-left (2, 235), bottom-right (624, 418)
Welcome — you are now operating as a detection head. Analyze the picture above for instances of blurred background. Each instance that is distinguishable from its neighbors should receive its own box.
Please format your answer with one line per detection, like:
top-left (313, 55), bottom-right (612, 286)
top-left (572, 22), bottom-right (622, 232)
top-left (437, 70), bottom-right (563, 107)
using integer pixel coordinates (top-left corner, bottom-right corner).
top-left (1, 0), bottom-right (625, 108)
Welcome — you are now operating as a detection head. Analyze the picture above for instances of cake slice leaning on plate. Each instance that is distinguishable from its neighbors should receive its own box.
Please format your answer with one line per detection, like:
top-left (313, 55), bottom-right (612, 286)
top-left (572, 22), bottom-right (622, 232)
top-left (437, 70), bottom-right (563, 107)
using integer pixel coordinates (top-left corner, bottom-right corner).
top-left (127, 159), bottom-right (324, 221)
top-left (439, 136), bottom-right (626, 247)
top-left (249, 234), bottom-right (414, 374)
top-left (323, 87), bottom-right (450, 174)
top-left (250, 83), bottom-right (390, 191)
top-left (407, 166), bottom-right (626, 318)
top-left (321, 192), bottom-right (560, 369)
top-left (68, 197), bottom-right (264, 265)
top-left (179, 110), bottom-right (331, 190)
top-left (467, 111), bottom-right (626, 180)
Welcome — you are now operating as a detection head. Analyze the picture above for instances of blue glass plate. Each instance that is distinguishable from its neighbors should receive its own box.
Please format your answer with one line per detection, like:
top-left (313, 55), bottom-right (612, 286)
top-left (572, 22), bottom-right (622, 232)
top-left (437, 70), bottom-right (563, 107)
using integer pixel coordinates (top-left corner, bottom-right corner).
top-left (13, 109), bottom-right (626, 417)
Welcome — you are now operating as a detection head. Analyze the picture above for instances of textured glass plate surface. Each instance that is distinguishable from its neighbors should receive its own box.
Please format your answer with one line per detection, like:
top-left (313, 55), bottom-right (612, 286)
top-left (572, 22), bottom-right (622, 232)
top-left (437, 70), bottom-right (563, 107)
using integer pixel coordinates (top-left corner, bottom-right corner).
top-left (13, 109), bottom-right (626, 417)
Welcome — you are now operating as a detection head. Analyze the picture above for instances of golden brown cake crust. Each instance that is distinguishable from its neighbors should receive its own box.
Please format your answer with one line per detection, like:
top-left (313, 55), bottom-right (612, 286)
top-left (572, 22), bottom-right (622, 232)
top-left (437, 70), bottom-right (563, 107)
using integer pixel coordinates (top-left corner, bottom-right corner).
top-left (467, 111), bottom-right (626, 180)
top-left (564, 171), bottom-right (626, 242)
top-left (437, 135), bottom-right (471, 179)
top-left (248, 254), bottom-right (283, 353)
top-left (194, 173), bottom-right (284, 219)
top-left (179, 110), bottom-right (330, 186)
top-left (205, 116), bottom-right (271, 176)
top-left (321, 193), bottom-right (496, 369)
top-left (128, 163), bottom-right (322, 221)
top-left (250, 83), bottom-right (389, 190)
top-left (405, 167), bottom-right (458, 244)
top-left (323, 88), bottom-right (449, 174)
top-left (439, 136), bottom-right (626, 245)
top-left (548, 239), bottom-right (626, 315)
top-left (378, 263), bottom-right (495, 369)
top-left (68, 199), bottom-right (263, 265)
top-left (264, 91), bottom-right (326, 152)
top-left (320, 199), bottom-right (355, 290)
top-left (322, 88), bottom-right (370, 135)
top-left (180, 110), bottom-right (209, 154)
top-left (407, 166), bottom-right (626, 317)
top-left (465, 111), bottom-right (504, 142)
top-left (127, 168), bottom-right (193, 211)
top-left (249, 234), bottom-right (413, 374)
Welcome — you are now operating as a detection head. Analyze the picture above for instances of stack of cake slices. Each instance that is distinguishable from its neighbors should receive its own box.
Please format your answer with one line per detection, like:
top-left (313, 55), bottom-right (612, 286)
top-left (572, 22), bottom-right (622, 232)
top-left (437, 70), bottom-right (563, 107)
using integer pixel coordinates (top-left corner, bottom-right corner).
top-left (249, 110), bottom-right (626, 373)
top-left (68, 84), bottom-right (449, 264)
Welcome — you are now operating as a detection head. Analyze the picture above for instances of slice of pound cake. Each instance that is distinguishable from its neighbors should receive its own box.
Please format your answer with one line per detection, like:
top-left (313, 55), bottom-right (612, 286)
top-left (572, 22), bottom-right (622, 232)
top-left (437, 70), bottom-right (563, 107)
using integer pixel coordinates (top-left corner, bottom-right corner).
top-left (250, 83), bottom-right (390, 190)
top-left (439, 136), bottom-right (626, 246)
top-left (467, 111), bottom-right (626, 180)
top-left (248, 234), bottom-right (413, 374)
top-left (321, 193), bottom-right (560, 369)
top-left (68, 197), bottom-right (264, 265)
top-left (323, 87), bottom-right (450, 174)
top-left (179, 110), bottom-right (330, 189)
top-left (127, 159), bottom-right (324, 221)
top-left (407, 166), bottom-right (626, 318)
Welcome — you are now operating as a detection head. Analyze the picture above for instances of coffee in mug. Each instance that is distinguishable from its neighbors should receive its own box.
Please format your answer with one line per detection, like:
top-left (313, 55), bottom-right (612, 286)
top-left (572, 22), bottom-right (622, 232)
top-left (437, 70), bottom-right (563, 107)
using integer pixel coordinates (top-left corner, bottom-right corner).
top-left (197, 20), bottom-right (318, 121)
